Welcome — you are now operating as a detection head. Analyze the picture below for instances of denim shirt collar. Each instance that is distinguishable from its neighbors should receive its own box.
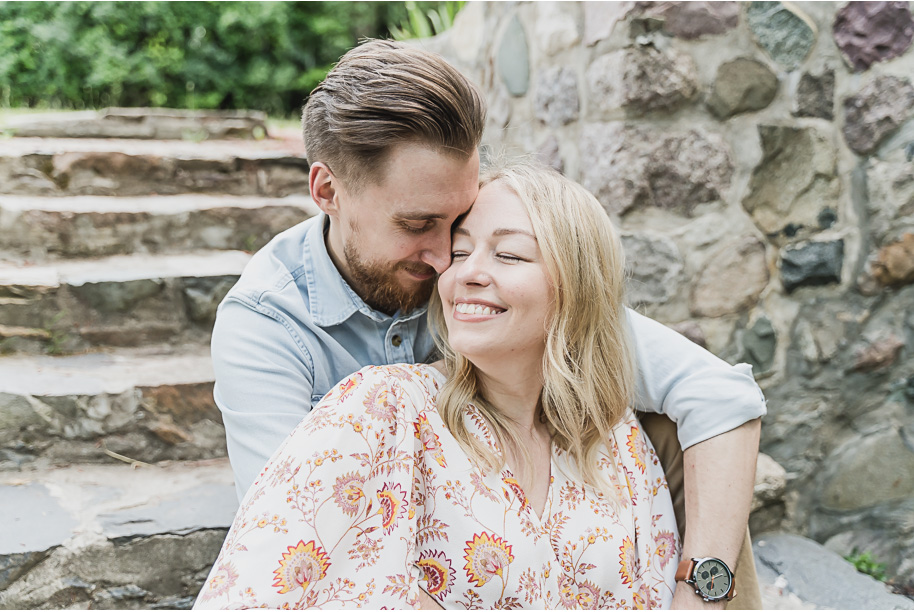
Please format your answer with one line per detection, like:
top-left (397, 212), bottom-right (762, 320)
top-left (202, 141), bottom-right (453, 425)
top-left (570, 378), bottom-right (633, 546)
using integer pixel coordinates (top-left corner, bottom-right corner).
top-left (303, 213), bottom-right (429, 327)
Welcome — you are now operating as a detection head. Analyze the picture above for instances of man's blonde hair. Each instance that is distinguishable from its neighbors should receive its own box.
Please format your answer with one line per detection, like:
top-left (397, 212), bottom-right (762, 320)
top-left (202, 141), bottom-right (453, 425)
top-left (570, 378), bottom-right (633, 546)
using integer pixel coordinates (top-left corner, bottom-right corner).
top-left (429, 160), bottom-right (635, 494)
top-left (303, 39), bottom-right (486, 191)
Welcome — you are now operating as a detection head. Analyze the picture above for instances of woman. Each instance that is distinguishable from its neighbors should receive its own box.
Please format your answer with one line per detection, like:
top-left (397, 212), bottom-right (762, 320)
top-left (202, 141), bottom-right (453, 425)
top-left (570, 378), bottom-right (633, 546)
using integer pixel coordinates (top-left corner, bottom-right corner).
top-left (195, 161), bottom-right (680, 609)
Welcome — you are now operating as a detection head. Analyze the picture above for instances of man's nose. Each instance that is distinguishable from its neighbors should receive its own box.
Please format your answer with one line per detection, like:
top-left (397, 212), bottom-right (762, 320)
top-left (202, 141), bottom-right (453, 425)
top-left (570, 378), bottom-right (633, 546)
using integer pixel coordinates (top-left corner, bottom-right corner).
top-left (419, 232), bottom-right (453, 274)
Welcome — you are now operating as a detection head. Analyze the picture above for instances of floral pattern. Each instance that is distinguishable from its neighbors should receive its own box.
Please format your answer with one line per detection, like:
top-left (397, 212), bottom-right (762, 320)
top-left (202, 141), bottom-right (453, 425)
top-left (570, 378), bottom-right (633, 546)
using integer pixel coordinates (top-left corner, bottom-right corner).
top-left (194, 364), bottom-right (679, 609)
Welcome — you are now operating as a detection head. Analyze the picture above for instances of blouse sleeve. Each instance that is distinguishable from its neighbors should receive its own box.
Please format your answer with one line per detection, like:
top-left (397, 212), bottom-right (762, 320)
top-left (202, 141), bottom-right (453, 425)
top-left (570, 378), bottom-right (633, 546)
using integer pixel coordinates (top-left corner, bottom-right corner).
top-left (194, 365), bottom-right (429, 609)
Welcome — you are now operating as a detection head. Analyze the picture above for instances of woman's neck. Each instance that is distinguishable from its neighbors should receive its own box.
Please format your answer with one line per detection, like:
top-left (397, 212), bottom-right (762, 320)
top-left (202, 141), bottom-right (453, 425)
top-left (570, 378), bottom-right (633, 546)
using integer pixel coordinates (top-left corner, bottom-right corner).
top-left (473, 357), bottom-right (545, 431)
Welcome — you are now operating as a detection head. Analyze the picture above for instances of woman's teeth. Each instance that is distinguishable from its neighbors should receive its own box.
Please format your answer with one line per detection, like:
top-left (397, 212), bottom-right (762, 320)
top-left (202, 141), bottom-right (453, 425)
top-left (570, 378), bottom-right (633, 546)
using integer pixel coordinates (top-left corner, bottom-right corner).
top-left (455, 303), bottom-right (503, 316)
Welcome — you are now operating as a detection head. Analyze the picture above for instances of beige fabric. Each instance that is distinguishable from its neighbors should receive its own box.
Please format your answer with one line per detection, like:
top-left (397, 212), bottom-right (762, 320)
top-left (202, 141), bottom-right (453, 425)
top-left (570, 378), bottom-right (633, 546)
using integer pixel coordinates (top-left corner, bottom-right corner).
top-left (639, 412), bottom-right (762, 610)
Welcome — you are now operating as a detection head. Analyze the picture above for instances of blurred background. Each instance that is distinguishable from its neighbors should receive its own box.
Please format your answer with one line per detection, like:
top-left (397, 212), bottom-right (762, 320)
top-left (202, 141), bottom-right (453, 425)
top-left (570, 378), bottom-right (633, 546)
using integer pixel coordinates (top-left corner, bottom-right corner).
top-left (1, 1), bottom-right (913, 609)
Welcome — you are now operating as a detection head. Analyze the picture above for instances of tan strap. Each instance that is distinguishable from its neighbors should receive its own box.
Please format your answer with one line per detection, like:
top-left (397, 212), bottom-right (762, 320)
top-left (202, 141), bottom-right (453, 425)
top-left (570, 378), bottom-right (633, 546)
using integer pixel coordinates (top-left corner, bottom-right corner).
top-left (675, 558), bottom-right (695, 583)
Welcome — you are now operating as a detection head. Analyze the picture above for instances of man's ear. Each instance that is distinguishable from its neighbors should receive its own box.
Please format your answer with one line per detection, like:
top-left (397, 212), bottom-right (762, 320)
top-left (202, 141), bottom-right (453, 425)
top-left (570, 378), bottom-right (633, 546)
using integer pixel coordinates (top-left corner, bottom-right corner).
top-left (309, 162), bottom-right (339, 216)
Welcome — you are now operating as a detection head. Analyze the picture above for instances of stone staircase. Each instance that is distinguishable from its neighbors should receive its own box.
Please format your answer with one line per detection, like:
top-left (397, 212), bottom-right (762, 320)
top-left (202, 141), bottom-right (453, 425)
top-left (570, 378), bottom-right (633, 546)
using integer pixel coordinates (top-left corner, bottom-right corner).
top-left (0, 112), bottom-right (316, 609)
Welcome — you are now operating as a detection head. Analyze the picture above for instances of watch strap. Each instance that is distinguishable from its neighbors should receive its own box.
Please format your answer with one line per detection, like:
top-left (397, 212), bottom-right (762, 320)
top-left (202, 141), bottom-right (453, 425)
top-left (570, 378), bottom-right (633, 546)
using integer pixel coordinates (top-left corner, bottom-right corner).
top-left (674, 558), bottom-right (694, 583)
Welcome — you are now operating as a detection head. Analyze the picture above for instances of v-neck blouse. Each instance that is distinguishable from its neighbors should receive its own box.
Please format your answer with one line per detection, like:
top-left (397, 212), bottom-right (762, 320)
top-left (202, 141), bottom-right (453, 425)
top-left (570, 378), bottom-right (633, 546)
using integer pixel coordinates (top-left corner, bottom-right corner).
top-left (195, 363), bottom-right (680, 609)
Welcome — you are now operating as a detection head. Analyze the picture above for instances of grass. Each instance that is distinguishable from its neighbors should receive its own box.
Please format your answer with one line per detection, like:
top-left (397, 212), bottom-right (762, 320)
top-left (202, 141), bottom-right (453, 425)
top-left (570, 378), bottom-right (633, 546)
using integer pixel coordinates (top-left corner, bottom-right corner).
top-left (844, 549), bottom-right (888, 582)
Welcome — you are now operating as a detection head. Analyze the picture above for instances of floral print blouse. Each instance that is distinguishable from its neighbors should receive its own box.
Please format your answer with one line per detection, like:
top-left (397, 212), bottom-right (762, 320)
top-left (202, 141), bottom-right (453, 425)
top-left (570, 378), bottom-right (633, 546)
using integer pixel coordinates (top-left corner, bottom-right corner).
top-left (195, 363), bottom-right (680, 609)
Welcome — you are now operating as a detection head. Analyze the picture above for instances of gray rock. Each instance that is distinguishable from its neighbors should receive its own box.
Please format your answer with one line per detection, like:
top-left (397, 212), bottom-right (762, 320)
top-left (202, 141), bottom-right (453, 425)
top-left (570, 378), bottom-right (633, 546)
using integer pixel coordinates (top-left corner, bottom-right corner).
top-left (707, 58), bottom-right (779, 119)
top-left (668, 321), bottom-right (707, 348)
top-left (794, 70), bottom-right (835, 120)
top-left (71, 279), bottom-right (164, 314)
top-left (535, 2), bottom-right (580, 56)
top-left (586, 46), bottom-right (698, 117)
top-left (746, 2), bottom-right (817, 71)
top-left (536, 135), bottom-right (565, 174)
top-left (743, 316), bottom-right (777, 373)
top-left (690, 236), bottom-right (770, 317)
top-left (497, 16), bottom-right (530, 97)
top-left (753, 533), bottom-right (914, 609)
top-left (742, 125), bottom-right (839, 243)
top-left (582, 1), bottom-right (633, 46)
top-left (534, 67), bottom-right (580, 126)
top-left (621, 233), bottom-right (684, 306)
top-left (751, 453), bottom-right (787, 535)
top-left (833, 1), bottom-right (914, 72)
top-left (580, 123), bottom-right (733, 216)
top-left (639, 1), bottom-right (740, 40)
top-left (843, 75), bottom-right (914, 155)
top-left (182, 275), bottom-right (237, 323)
top-left (780, 240), bottom-right (844, 293)
top-left (821, 427), bottom-right (914, 511)
top-left (864, 155), bottom-right (914, 247)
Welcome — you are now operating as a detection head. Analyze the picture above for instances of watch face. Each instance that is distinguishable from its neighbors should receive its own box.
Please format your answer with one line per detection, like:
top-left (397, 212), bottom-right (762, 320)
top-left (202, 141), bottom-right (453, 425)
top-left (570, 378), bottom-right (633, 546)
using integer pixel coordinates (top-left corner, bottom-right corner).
top-left (694, 558), bottom-right (731, 600)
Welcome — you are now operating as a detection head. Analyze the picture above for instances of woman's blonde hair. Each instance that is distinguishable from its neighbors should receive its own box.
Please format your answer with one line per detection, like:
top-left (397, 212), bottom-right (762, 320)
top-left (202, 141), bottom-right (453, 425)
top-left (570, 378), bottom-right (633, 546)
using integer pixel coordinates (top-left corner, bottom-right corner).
top-left (429, 159), bottom-right (635, 494)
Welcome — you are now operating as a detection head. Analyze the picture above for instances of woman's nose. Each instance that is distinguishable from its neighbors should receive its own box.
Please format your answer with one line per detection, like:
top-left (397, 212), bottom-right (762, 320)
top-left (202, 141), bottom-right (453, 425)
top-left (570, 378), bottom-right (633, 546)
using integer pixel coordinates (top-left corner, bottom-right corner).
top-left (455, 252), bottom-right (491, 286)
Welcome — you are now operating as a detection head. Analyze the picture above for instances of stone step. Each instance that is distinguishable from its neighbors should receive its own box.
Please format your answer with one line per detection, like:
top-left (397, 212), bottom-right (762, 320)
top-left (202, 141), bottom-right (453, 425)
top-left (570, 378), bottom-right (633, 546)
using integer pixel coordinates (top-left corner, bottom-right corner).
top-left (0, 345), bottom-right (225, 468)
top-left (0, 459), bottom-right (236, 609)
top-left (0, 193), bottom-right (317, 260)
top-left (1, 107), bottom-right (268, 140)
top-left (754, 533), bottom-right (914, 610)
top-left (0, 250), bottom-right (250, 354)
top-left (0, 137), bottom-right (309, 197)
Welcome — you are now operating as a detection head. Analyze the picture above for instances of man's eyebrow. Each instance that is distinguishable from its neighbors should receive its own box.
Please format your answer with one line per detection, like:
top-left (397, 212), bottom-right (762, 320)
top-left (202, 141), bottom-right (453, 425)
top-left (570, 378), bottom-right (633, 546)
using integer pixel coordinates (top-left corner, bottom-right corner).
top-left (392, 211), bottom-right (449, 221)
top-left (453, 227), bottom-right (536, 239)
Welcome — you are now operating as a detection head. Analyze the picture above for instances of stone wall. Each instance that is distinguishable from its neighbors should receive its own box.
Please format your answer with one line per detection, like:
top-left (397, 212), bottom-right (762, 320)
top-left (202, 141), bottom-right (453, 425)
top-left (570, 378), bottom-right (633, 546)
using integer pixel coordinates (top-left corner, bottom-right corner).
top-left (422, 1), bottom-right (914, 585)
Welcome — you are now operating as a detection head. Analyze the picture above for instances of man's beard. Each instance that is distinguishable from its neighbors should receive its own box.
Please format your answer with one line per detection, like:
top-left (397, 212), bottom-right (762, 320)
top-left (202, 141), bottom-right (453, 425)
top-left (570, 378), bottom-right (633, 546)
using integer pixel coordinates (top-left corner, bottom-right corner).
top-left (343, 240), bottom-right (437, 316)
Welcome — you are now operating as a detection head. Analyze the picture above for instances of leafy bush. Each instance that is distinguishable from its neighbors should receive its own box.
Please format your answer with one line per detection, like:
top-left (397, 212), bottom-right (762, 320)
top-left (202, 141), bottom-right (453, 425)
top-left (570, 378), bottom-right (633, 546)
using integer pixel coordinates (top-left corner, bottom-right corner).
top-left (0, 2), bottom-right (429, 116)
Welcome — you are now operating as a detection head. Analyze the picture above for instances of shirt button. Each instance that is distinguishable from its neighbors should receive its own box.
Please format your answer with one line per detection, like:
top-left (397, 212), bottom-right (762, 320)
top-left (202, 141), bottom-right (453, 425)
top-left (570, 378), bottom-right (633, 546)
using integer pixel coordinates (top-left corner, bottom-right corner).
top-left (391, 335), bottom-right (402, 347)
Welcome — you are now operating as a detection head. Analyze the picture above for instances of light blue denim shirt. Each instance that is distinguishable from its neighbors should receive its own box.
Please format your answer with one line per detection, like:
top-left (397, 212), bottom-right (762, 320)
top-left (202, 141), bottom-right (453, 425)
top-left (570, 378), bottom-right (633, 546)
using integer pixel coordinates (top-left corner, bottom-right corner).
top-left (213, 214), bottom-right (767, 500)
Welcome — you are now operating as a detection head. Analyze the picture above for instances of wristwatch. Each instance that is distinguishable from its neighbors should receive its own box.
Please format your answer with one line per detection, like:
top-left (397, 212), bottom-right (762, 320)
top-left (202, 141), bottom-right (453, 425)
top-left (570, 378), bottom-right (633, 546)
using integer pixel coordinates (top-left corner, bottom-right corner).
top-left (675, 557), bottom-right (736, 602)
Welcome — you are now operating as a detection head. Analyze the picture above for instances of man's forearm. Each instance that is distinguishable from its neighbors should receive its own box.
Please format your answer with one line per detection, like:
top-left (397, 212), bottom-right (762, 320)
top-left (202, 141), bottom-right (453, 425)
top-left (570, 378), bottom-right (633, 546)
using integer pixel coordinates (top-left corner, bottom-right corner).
top-left (675, 418), bottom-right (761, 609)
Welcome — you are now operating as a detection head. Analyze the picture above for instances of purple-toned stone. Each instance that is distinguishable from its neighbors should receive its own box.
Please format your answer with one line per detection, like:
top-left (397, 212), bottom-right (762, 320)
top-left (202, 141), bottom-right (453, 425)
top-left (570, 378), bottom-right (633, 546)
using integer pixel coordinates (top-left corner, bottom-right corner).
top-left (639, 2), bottom-right (739, 39)
top-left (536, 136), bottom-right (565, 174)
top-left (534, 67), bottom-right (580, 127)
top-left (842, 75), bottom-right (914, 155)
top-left (833, 1), bottom-right (914, 72)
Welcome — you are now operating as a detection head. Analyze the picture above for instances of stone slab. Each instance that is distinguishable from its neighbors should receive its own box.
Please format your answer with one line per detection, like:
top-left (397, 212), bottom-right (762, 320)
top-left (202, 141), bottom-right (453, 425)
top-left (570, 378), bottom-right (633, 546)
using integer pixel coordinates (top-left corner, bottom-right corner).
top-left (2, 107), bottom-right (268, 141)
top-left (0, 194), bottom-right (317, 259)
top-left (0, 345), bottom-right (227, 465)
top-left (753, 533), bottom-right (914, 609)
top-left (0, 250), bottom-right (250, 287)
top-left (0, 460), bottom-right (235, 550)
top-left (0, 251), bottom-right (249, 354)
top-left (0, 460), bottom-right (235, 609)
top-left (0, 138), bottom-right (309, 198)
top-left (0, 344), bottom-right (213, 397)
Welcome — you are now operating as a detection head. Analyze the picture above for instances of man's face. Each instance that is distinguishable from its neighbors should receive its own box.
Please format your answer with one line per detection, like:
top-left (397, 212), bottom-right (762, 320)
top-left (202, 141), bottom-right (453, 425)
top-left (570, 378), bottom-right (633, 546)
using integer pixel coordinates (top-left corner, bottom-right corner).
top-left (325, 143), bottom-right (480, 315)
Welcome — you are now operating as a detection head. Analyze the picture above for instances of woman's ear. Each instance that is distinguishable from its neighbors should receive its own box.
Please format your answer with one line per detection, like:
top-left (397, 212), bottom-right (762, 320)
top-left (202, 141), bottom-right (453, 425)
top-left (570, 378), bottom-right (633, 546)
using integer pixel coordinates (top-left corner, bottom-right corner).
top-left (309, 162), bottom-right (339, 216)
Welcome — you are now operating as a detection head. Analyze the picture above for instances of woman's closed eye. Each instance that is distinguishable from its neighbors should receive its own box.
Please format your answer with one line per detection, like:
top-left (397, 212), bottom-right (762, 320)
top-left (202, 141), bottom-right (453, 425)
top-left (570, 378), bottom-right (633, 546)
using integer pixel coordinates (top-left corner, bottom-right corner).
top-left (451, 250), bottom-right (469, 261)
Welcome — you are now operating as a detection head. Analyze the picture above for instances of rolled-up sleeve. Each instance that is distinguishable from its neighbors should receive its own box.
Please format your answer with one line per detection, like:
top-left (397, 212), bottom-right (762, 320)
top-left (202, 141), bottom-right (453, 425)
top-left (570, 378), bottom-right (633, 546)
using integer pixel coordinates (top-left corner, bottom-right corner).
top-left (211, 297), bottom-right (316, 500)
top-left (627, 308), bottom-right (767, 450)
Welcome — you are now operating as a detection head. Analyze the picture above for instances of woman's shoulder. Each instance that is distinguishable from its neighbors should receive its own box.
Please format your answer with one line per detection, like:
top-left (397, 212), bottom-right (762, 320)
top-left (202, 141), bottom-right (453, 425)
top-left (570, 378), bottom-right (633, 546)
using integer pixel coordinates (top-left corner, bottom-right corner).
top-left (316, 362), bottom-right (445, 413)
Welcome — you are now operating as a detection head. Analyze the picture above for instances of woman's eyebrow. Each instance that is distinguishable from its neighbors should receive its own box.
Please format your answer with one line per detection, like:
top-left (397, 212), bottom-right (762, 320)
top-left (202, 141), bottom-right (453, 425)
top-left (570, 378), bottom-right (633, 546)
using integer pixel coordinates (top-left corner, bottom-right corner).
top-left (453, 227), bottom-right (536, 239)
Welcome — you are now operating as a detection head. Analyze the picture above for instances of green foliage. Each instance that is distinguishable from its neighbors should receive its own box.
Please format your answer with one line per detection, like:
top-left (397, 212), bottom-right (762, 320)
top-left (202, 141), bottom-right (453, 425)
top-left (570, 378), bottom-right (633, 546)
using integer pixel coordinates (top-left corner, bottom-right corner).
top-left (389, 1), bottom-right (465, 40)
top-left (844, 549), bottom-right (888, 582)
top-left (0, 2), bottom-right (416, 116)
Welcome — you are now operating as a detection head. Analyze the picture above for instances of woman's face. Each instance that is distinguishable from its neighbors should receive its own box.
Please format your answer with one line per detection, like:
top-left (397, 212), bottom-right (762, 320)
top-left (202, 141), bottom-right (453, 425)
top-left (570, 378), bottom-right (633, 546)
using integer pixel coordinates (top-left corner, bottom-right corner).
top-left (437, 181), bottom-right (554, 368)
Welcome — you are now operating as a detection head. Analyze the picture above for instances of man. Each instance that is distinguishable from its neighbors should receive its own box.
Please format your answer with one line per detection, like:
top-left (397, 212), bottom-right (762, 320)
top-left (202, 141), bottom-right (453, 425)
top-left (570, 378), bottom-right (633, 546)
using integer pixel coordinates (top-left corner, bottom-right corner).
top-left (212, 40), bottom-right (764, 609)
